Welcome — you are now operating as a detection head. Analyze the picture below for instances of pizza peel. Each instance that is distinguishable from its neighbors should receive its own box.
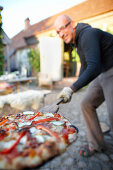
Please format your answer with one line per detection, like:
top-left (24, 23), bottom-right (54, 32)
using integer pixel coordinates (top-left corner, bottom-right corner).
top-left (39, 97), bottom-right (64, 113)
top-left (39, 97), bottom-right (79, 133)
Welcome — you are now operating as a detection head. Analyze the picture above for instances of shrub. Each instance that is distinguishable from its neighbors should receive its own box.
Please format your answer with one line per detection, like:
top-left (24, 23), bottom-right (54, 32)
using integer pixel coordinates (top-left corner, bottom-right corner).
top-left (0, 7), bottom-right (4, 76)
top-left (27, 48), bottom-right (40, 75)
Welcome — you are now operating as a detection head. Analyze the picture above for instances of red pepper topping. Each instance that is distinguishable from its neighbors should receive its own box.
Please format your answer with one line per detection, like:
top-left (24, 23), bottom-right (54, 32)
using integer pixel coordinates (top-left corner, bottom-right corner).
top-left (28, 112), bottom-right (44, 120)
top-left (0, 134), bottom-right (4, 140)
top-left (67, 127), bottom-right (76, 134)
top-left (0, 130), bottom-right (7, 140)
top-left (54, 113), bottom-right (61, 118)
top-left (0, 131), bottom-right (26, 154)
top-left (0, 118), bottom-right (8, 126)
top-left (62, 129), bottom-right (69, 143)
top-left (28, 112), bottom-right (40, 120)
top-left (36, 125), bottom-right (61, 141)
top-left (32, 117), bottom-right (59, 124)
top-left (4, 126), bottom-right (17, 131)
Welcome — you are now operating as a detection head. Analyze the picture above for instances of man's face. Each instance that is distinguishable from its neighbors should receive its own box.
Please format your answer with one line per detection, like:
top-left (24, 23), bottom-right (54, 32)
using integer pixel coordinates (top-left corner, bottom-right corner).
top-left (54, 17), bottom-right (75, 44)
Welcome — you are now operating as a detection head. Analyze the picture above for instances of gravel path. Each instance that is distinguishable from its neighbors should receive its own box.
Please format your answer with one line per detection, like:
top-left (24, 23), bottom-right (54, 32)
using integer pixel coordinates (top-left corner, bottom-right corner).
top-left (38, 88), bottom-right (113, 170)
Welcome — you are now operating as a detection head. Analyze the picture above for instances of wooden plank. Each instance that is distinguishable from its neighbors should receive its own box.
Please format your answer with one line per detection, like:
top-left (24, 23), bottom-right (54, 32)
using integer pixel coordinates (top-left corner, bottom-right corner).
top-left (64, 0), bottom-right (113, 22)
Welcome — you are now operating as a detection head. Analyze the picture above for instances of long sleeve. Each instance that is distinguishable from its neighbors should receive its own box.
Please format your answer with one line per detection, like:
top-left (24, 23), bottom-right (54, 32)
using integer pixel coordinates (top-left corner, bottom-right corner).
top-left (71, 29), bottom-right (101, 92)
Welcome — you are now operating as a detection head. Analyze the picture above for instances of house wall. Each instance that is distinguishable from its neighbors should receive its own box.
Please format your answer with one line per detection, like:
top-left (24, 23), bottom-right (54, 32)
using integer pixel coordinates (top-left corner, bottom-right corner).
top-left (35, 30), bottom-right (56, 40)
top-left (79, 11), bottom-right (113, 31)
top-left (2, 31), bottom-right (12, 73)
top-left (10, 48), bottom-right (31, 74)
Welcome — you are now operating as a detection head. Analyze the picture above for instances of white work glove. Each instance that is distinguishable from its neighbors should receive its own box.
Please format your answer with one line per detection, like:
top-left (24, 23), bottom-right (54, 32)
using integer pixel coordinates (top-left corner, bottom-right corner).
top-left (57, 87), bottom-right (74, 103)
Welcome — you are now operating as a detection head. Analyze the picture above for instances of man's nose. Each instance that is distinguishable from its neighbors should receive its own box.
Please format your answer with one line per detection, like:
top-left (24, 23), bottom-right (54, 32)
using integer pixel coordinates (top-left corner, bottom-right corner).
top-left (59, 31), bottom-right (64, 38)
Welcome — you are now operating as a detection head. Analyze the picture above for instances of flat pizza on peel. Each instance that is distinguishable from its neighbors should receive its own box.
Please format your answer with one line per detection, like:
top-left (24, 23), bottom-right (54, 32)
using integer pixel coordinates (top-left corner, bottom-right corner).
top-left (0, 111), bottom-right (78, 170)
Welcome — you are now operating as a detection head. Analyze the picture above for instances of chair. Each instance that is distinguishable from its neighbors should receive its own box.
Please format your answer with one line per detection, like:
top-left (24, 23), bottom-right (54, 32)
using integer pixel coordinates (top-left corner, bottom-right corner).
top-left (37, 73), bottom-right (53, 90)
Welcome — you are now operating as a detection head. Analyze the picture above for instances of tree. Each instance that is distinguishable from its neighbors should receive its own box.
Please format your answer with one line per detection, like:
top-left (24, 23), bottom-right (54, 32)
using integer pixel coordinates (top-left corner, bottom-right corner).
top-left (27, 48), bottom-right (40, 76)
top-left (0, 7), bottom-right (4, 75)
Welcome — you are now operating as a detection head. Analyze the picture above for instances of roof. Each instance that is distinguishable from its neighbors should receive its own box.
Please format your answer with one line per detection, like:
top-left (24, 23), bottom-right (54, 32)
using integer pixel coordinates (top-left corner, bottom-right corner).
top-left (9, 0), bottom-right (113, 54)
top-left (9, 18), bottom-right (52, 51)
top-left (2, 30), bottom-right (11, 45)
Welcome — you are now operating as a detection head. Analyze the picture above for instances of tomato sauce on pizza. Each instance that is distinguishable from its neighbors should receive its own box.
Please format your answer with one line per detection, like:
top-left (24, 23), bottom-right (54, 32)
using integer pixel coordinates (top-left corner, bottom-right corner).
top-left (0, 111), bottom-right (78, 169)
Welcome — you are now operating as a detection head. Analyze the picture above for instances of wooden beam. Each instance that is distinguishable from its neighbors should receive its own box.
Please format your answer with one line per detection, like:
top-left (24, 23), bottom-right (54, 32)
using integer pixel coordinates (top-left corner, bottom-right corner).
top-left (65, 0), bottom-right (113, 22)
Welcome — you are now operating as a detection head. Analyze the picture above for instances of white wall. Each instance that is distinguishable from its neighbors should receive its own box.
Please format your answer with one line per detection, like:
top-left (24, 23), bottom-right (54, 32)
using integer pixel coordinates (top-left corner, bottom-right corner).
top-left (40, 37), bottom-right (63, 81)
top-left (10, 48), bottom-right (30, 74)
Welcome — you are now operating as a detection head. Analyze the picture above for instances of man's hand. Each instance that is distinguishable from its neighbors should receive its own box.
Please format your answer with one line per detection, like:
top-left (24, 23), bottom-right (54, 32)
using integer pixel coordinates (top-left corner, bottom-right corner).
top-left (57, 87), bottom-right (74, 103)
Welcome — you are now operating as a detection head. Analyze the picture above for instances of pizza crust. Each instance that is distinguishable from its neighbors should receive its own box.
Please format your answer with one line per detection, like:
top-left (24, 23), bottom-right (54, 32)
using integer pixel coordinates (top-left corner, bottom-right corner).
top-left (0, 111), bottom-right (78, 169)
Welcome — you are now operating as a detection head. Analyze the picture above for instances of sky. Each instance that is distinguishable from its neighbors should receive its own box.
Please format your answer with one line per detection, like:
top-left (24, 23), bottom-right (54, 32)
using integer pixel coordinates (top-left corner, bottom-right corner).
top-left (0, 0), bottom-right (85, 38)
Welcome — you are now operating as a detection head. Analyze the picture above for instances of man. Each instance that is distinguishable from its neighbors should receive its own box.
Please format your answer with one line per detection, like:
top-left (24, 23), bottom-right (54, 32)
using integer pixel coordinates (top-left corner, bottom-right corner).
top-left (54, 15), bottom-right (113, 156)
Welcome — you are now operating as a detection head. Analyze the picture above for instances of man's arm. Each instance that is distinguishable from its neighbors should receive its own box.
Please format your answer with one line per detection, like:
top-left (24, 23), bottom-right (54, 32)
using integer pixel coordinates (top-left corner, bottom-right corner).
top-left (71, 29), bottom-right (101, 92)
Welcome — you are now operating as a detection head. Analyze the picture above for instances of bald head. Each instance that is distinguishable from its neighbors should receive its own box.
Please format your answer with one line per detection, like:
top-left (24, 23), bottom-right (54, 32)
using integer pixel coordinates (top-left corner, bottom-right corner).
top-left (54, 15), bottom-right (75, 44)
top-left (54, 15), bottom-right (72, 27)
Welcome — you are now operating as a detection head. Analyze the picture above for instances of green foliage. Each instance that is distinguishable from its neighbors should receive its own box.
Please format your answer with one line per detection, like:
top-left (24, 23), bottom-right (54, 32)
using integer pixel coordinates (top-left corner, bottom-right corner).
top-left (99, 24), bottom-right (113, 35)
top-left (0, 9), bottom-right (4, 75)
top-left (49, 32), bottom-right (56, 37)
top-left (64, 52), bottom-right (69, 61)
top-left (107, 25), bottom-right (113, 35)
top-left (27, 48), bottom-right (40, 75)
top-left (71, 48), bottom-right (80, 63)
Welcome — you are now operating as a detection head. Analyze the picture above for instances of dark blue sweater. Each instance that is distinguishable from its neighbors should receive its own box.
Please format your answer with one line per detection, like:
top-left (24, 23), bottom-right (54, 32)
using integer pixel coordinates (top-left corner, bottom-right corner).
top-left (70, 23), bottom-right (113, 92)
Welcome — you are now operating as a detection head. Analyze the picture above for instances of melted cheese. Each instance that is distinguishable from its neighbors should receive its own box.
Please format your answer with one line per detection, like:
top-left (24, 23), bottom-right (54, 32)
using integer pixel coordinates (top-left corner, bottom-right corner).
top-left (43, 113), bottom-right (54, 117)
top-left (18, 121), bottom-right (31, 128)
top-left (19, 136), bottom-right (27, 144)
top-left (35, 135), bottom-right (45, 143)
top-left (23, 111), bottom-right (35, 115)
top-left (30, 127), bottom-right (41, 134)
top-left (51, 121), bottom-right (64, 126)
top-left (68, 133), bottom-right (77, 143)
top-left (0, 140), bottom-right (16, 150)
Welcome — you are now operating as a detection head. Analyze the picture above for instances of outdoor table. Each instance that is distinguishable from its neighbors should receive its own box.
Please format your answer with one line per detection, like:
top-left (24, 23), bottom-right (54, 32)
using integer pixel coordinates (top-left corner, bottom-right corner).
top-left (0, 77), bottom-right (37, 93)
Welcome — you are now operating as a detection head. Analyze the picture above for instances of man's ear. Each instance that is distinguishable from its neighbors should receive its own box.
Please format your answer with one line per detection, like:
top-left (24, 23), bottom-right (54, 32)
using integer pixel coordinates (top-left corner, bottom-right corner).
top-left (71, 21), bottom-right (76, 29)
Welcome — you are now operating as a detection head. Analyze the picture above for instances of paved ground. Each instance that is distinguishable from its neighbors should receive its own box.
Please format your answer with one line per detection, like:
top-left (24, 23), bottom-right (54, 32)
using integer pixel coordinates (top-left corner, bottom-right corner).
top-left (37, 87), bottom-right (113, 170)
